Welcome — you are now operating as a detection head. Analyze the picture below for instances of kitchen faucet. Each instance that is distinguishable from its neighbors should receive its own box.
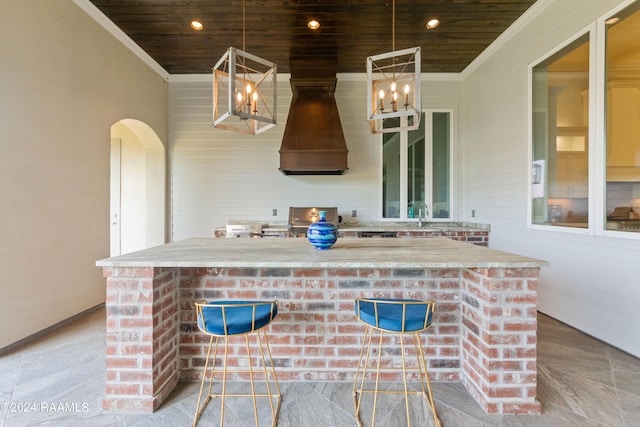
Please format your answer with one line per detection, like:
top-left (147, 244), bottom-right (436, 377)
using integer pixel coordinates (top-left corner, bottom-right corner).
top-left (418, 203), bottom-right (430, 227)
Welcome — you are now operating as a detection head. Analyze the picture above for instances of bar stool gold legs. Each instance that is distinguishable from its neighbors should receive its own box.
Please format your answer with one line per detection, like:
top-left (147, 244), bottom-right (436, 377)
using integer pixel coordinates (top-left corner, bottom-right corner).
top-left (193, 300), bottom-right (281, 427)
top-left (353, 298), bottom-right (441, 427)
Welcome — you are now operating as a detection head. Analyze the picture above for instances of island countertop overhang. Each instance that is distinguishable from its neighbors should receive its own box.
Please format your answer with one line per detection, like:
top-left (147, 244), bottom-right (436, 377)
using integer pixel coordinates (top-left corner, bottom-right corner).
top-left (96, 237), bottom-right (548, 269)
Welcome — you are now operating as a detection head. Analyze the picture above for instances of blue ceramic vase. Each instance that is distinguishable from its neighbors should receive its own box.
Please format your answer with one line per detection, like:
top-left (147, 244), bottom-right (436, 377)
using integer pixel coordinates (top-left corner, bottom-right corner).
top-left (307, 211), bottom-right (338, 250)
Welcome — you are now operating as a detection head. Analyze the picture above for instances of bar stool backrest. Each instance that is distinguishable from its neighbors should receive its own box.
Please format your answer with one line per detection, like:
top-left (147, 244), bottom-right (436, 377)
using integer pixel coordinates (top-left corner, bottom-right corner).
top-left (354, 298), bottom-right (435, 333)
top-left (195, 300), bottom-right (278, 336)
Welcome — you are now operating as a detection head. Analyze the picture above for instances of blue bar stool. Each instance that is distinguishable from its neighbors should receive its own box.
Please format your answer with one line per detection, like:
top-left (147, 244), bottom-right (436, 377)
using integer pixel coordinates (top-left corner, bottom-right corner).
top-left (353, 298), bottom-right (441, 427)
top-left (193, 300), bottom-right (281, 427)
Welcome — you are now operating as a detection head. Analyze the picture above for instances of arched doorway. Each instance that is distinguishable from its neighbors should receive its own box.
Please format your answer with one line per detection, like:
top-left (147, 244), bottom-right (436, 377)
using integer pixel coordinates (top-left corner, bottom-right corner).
top-left (110, 119), bottom-right (165, 256)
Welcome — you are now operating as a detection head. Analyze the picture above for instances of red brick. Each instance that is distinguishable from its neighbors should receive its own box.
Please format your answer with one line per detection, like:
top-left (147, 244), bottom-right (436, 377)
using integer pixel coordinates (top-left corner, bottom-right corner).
top-left (293, 269), bottom-right (325, 277)
top-left (106, 384), bottom-right (140, 395)
top-left (483, 332), bottom-right (523, 346)
top-left (106, 357), bottom-right (139, 369)
top-left (503, 321), bottom-right (536, 332)
top-left (121, 344), bottom-right (153, 355)
top-left (358, 269), bottom-right (393, 278)
top-left (120, 371), bottom-right (153, 382)
top-left (327, 268), bottom-right (359, 277)
top-left (503, 294), bottom-right (537, 304)
top-left (502, 347), bottom-right (537, 359)
top-left (304, 346), bottom-right (336, 357)
top-left (484, 360), bottom-right (524, 371)
top-left (502, 402), bottom-right (541, 415)
top-left (502, 372), bottom-right (537, 384)
top-left (427, 269), bottom-right (460, 279)
top-left (120, 318), bottom-right (153, 329)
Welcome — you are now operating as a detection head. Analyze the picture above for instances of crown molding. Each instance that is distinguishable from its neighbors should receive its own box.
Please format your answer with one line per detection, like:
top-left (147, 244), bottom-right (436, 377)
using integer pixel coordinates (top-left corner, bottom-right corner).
top-left (461, 0), bottom-right (555, 79)
top-left (72, 0), bottom-right (169, 80)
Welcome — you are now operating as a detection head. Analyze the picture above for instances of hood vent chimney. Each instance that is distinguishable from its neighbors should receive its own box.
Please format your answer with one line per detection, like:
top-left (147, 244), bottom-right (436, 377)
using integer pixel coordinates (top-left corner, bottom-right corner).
top-left (279, 76), bottom-right (349, 175)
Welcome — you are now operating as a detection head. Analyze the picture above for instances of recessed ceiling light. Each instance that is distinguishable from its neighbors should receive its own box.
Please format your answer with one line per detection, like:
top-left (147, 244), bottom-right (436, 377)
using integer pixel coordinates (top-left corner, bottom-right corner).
top-left (308, 19), bottom-right (320, 30)
top-left (190, 20), bottom-right (204, 31)
top-left (605, 17), bottom-right (620, 25)
top-left (425, 18), bottom-right (440, 29)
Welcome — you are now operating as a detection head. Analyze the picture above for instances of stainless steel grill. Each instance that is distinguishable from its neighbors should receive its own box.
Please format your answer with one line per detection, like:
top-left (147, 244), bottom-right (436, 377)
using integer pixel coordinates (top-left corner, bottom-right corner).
top-left (288, 207), bottom-right (339, 236)
top-left (225, 223), bottom-right (268, 238)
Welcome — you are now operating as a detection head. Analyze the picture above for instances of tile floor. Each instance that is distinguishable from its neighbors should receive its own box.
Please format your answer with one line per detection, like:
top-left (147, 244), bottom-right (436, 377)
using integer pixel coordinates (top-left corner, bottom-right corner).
top-left (1, 308), bottom-right (639, 426)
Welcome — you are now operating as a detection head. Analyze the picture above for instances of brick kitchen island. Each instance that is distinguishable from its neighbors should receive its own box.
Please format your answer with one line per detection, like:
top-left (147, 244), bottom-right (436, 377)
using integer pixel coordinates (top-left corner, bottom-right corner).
top-left (96, 237), bottom-right (547, 414)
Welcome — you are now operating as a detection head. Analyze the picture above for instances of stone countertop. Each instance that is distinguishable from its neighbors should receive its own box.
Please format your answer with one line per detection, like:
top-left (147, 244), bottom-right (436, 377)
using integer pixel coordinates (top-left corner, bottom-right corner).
top-left (337, 221), bottom-right (489, 232)
top-left (223, 221), bottom-right (490, 233)
top-left (96, 237), bottom-right (545, 269)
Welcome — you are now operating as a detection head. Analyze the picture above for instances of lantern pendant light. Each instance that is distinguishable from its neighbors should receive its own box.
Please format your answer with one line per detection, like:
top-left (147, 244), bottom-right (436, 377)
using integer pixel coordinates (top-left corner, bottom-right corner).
top-left (212, 0), bottom-right (277, 135)
top-left (366, 0), bottom-right (421, 134)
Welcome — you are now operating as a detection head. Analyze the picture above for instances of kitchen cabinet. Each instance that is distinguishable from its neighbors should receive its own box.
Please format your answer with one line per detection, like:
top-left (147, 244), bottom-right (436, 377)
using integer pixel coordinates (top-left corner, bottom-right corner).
top-left (551, 152), bottom-right (588, 198)
top-left (607, 83), bottom-right (640, 168)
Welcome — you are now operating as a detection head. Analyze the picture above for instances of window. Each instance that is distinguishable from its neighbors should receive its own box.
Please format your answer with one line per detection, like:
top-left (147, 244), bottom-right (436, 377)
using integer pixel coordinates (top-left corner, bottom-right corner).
top-left (530, 0), bottom-right (640, 238)
top-left (381, 111), bottom-right (452, 220)
top-left (605, 2), bottom-right (640, 233)
top-left (531, 33), bottom-right (590, 228)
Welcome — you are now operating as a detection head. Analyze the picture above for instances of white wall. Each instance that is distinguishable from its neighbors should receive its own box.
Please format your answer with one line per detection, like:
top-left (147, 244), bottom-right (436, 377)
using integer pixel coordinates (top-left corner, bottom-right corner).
top-left (0, 0), bottom-right (168, 349)
top-left (169, 75), bottom-right (461, 240)
top-left (460, 0), bottom-right (640, 356)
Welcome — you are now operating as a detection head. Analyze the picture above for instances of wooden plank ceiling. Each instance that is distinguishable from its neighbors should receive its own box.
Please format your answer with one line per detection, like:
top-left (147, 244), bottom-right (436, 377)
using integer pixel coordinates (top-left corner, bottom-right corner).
top-left (89, 0), bottom-right (538, 75)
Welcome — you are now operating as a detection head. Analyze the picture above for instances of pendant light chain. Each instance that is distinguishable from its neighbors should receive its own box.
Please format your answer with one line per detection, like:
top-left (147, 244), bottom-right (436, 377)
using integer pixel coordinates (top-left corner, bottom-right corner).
top-left (392, 0), bottom-right (396, 82)
top-left (392, 0), bottom-right (395, 52)
top-left (242, 0), bottom-right (246, 51)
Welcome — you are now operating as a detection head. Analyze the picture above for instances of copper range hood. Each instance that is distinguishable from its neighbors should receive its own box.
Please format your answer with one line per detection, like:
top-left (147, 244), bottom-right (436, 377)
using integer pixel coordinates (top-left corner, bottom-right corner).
top-left (279, 65), bottom-right (349, 175)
